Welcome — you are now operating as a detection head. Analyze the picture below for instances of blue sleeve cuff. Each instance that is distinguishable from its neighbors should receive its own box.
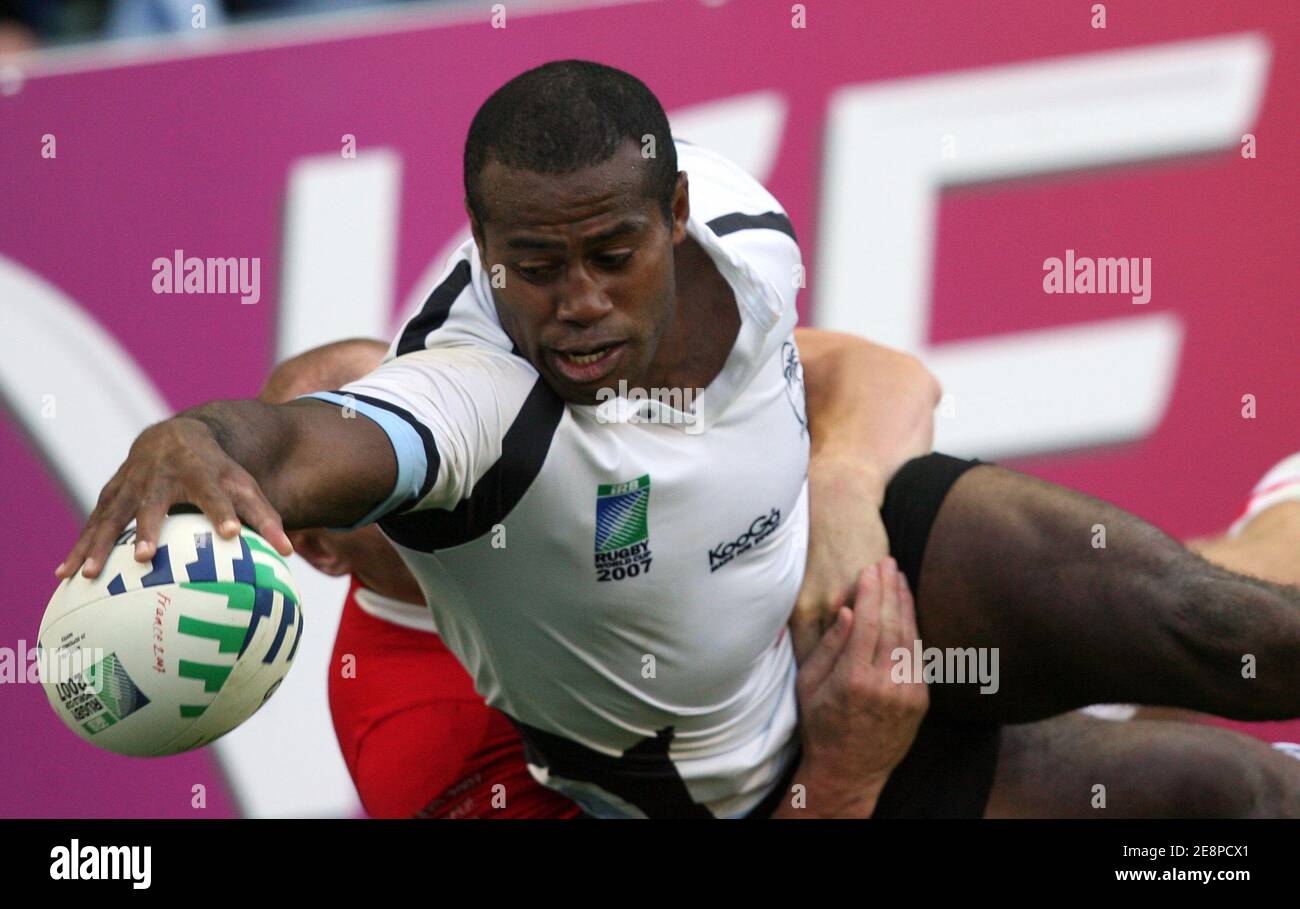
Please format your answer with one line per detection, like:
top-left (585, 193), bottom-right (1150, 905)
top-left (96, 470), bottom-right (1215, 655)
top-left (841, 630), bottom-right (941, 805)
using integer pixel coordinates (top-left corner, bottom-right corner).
top-left (300, 391), bottom-right (431, 530)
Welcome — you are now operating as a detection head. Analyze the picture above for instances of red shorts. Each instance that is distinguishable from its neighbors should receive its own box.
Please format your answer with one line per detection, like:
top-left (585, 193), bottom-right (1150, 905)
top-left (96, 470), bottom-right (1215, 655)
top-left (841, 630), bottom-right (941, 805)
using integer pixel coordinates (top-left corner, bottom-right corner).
top-left (328, 578), bottom-right (580, 819)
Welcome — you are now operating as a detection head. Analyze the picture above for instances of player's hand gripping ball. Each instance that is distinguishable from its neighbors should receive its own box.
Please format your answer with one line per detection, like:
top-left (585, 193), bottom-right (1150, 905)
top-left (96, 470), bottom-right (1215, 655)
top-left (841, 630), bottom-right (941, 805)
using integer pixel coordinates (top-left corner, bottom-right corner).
top-left (39, 513), bottom-right (303, 756)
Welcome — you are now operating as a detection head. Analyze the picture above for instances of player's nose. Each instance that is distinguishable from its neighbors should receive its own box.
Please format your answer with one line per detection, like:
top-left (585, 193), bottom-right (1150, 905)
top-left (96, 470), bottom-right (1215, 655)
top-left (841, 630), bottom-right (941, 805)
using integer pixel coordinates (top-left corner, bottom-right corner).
top-left (554, 267), bottom-right (613, 324)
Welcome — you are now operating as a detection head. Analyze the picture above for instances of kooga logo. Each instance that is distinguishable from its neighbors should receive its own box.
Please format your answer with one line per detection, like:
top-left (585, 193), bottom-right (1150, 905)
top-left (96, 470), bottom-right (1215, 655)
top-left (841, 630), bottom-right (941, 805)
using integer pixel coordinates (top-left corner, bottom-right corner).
top-left (710, 509), bottom-right (781, 572)
top-left (49, 839), bottom-right (151, 889)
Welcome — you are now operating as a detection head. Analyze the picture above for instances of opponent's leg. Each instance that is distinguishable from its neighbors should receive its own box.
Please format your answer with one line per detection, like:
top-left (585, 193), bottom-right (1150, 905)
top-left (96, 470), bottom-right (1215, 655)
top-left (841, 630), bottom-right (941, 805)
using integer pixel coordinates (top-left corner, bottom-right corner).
top-left (1125, 501), bottom-right (1300, 723)
top-left (895, 456), bottom-right (1300, 724)
top-left (983, 712), bottom-right (1300, 818)
top-left (1088, 454), bottom-right (1300, 723)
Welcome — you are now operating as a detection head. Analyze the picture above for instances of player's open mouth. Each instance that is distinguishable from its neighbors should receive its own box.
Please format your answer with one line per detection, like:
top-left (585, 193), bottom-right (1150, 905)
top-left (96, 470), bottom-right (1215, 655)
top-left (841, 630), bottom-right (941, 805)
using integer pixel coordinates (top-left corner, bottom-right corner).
top-left (548, 342), bottom-right (626, 384)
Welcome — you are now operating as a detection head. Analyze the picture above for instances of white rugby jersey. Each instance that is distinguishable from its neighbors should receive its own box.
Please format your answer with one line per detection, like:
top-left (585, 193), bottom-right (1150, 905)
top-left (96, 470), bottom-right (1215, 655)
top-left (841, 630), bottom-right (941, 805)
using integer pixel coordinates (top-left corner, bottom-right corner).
top-left (308, 140), bottom-right (810, 818)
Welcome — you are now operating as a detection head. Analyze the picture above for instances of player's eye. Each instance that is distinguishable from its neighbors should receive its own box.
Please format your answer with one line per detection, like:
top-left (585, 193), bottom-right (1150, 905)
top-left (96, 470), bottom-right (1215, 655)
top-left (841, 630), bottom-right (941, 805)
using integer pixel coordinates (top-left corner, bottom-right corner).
top-left (593, 250), bottom-right (634, 270)
top-left (516, 262), bottom-right (558, 282)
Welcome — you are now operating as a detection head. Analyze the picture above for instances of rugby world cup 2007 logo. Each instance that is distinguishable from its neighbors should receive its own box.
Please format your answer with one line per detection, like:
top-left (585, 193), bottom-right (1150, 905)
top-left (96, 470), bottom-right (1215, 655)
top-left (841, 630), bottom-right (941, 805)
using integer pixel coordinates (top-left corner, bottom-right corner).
top-left (594, 475), bottom-right (653, 582)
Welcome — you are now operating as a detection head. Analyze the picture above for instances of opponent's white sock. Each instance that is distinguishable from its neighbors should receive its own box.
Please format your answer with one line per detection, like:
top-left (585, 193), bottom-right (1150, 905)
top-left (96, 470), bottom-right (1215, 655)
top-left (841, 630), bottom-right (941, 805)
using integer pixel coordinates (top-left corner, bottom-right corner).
top-left (1228, 452), bottom-right (1300, 538)
top-left (1079, 704), bottom-right (1138, 722)
top-left (1273, 742), bottom-right (1300, 763)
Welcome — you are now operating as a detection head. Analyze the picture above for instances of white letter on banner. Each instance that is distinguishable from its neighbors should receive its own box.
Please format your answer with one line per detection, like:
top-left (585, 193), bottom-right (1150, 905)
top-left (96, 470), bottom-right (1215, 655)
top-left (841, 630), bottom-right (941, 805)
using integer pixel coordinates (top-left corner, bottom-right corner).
top-left (815, 35), bottom-right (1268, 458)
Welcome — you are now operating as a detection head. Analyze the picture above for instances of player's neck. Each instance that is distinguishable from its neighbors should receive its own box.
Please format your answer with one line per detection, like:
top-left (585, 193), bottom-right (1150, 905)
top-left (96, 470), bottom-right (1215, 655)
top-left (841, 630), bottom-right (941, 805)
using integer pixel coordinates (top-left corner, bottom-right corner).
top-left (353, 566), bottom-right (425, 606)
top-left (647, 235), bottom-right (740, 392)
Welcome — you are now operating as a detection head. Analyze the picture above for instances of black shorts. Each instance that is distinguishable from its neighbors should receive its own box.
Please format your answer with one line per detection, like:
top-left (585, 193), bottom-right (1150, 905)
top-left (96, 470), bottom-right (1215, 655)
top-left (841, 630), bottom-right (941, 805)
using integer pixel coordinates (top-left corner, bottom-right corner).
top-left (748, 452), bottom-right (1002, 819)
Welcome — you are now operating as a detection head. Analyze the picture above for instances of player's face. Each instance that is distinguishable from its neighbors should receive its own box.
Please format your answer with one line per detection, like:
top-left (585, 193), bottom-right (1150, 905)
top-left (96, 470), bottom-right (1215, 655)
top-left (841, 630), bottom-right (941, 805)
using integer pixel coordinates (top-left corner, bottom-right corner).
top-left (470, 142), bottom-right (688, 405)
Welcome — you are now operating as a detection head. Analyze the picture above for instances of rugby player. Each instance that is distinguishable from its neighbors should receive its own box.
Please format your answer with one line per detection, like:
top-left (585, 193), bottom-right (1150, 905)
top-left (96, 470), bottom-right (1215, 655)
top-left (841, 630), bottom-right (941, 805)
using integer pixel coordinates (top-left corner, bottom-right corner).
top-left (268, 339), bottom-right (1300, 818)
top-left (59, 60), bottom-right (1300, 818)
top-left (257, 332), bottom-right (937, 818)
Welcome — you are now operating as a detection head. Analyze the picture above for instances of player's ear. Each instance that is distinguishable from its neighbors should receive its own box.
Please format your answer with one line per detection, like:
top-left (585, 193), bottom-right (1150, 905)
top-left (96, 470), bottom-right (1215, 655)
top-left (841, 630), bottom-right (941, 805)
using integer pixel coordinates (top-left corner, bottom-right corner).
top-left (315, 536), bottom-right (354, 577)
top-left (670, 172), bottom-right (689, 243)
top-left (289, 530), bottom-right (351, 577)
top-left (467, 203), bottom-right (486, 256)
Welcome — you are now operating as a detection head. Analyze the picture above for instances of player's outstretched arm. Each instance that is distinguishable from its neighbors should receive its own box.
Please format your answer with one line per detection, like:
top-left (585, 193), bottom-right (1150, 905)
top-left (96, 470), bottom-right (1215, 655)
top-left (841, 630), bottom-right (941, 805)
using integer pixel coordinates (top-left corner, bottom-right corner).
top-left (54, 397), bottom-right (397, 580)
top-left (791, 328), bottom-right (941, 663)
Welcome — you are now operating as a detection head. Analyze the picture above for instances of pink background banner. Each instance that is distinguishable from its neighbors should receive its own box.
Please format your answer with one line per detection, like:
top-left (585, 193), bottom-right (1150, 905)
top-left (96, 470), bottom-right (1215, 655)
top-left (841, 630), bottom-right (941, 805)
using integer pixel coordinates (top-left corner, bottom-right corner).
top-left (2, 0), bottom-right (1298, 816)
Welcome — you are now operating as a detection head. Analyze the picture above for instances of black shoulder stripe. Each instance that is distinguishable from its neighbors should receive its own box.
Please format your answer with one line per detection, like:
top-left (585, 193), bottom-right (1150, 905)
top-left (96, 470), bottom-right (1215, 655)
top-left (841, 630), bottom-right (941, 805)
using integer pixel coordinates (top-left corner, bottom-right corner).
top-left (378, 377), bottom-right (564, 552)
top-left (395, 259), bottom-right (472, 357)
top-left (706, 211), bottom-right (797, 243)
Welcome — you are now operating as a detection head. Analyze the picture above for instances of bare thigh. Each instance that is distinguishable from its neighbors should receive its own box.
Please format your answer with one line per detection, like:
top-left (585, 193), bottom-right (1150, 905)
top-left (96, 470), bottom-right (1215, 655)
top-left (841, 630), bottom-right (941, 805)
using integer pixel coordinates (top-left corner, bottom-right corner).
top-left (914, 463), bottom-right (1300, 722)
top-left (983, 712), bottom-right (1300, 818)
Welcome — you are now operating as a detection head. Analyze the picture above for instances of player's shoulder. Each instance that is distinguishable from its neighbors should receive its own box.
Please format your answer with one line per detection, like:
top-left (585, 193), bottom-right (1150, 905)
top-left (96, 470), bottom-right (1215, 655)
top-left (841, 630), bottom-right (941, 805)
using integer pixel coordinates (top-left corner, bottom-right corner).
top-left (674, 138), bottom-right (795, 238)
top-left (391, 240), bottom-right (521, 359)
top-left (352, 344), bottom-right (541, 447)
top-left (383, 341), bottom-right (533, 381)
top-left (379, 246), bottom-right (537, 389)
top-left (674, 138), bottom-right (801, 308)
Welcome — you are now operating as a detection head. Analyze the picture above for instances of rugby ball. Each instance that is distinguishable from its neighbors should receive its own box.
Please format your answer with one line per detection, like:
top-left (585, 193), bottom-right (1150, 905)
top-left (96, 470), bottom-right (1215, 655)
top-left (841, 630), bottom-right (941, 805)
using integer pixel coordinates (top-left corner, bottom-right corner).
top-left (39, 513), bottom-right (304, 756)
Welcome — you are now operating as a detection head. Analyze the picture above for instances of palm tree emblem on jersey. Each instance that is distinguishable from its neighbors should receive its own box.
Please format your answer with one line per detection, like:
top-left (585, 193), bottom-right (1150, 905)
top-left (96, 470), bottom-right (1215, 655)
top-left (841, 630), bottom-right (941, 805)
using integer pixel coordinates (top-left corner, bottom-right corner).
top-left (782, 341), bottom-right (807, 436)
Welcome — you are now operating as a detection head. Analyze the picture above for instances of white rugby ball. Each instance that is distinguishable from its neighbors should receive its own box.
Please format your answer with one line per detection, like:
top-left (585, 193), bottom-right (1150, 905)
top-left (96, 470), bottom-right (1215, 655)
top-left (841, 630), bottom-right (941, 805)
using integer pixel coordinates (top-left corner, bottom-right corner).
top-left (39, 513), bottom-right (304, 756)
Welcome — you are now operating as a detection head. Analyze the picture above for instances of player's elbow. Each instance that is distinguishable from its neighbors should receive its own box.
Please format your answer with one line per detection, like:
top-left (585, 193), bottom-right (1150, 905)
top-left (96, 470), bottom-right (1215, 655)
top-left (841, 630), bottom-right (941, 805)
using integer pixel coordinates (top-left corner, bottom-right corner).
top-left (871, 344), bottom-right (941, 414)
top-left (894, 349), bottom-right (942, 409)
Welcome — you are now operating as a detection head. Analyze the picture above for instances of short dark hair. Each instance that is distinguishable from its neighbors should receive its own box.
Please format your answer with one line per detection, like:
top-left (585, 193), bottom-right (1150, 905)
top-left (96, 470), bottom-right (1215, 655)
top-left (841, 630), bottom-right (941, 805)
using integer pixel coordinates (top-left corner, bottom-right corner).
top-left (463, 59), bottom-right (678, 228)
